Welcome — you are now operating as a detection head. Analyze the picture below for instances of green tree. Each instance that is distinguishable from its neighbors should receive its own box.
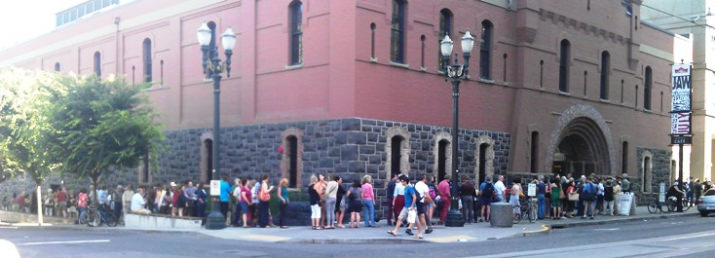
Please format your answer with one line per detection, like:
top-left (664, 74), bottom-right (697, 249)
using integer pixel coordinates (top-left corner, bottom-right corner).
top-left (48, 75), bottom-right (165, 204)
top-left (0, 67), bottom-right (60, 225)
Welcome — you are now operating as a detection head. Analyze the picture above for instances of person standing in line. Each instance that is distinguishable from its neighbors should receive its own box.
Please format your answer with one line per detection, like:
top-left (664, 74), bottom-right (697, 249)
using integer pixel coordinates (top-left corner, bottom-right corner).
top-left (426, 175), bottom-right (437, 227)
top-left (362, 175), bottom-right (377, 228)
top-left (550, 179), bottom-right (562, 220)
top-left (437, 174), bottom-right (451, 224)
top-left (195, 183), bottom-right (207, 220)
top-left (510, 178), bottom-right (522, 218)
top-left (251, 178), bottom-right (261, 225)
top-left (347, 181), bottom-right (363, 228)
top-left (604, 179), bottom-right (615, 216)
top-left (257, 175), bottom-right (273, 228)
top-left (316, 174), bottom-right (327, 228)
top-left (219, 174), bottom-right (232, 221)
top-left (55, 187), bottom-right (68, 218)
top-left (184, 180), bottom-right (197, 217)
top-left (308, 175), bottom-right (322, 230)
top-left (77, 189), bottom-right (89, 223)
top-left (565, 180), bottom-right (576, 218)
top-left (479, 177), bottom-right (495, 222)
top-left (240, 179), bottom-right (251, 227)
top-left (392, 174), bottom-right (406, 226)
top-left (596, 178), bottom-right (605, 215)
top-left (621, 175), bottom-right (631, 193)
top-left (169, 183), bottom-right (180, 217)
top-left (415, 174), bottom-right (433, 234)
top-left (277, 178), bottom-right (290, 229)
top-left (325, 175), bottom-right (338, 229)
top-left (111, 185), bottom-right (123, 221)
top-left (536, 175), bottom-right (547, 219)
top-left (147, 184), bottom-right (158, 213)
top-left (695, 178), bottom-right (703, 205)
top-left (460, 176), bottom-right (475, 223)
top-left (582, 177), bottom-right (597, 220)
top-left (386, 174), bottom-right (397, 226)
top-left (335, 176), bottom-right (346, 228)
top-left (494, 175), bottom-right (507, 203)
top-left (122, 185), bottom-right (134, 216)
top-left (231, 178), bottom-right (243, 226)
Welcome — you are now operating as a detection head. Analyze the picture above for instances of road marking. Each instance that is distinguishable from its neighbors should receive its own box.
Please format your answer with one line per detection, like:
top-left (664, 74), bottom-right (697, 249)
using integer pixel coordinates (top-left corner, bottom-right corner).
top-left (594, 228), bottom-right (619, 231)
top-left (427, 235), bottom-right (476, 243)
top-left (663, 232), bottom-right (715, 241)
top-left (17, 239), bottom-right (110, 246)
top-left (238, 234), bottom-right (289, 242)
top-left (0, 226), bottom-right (18, 229)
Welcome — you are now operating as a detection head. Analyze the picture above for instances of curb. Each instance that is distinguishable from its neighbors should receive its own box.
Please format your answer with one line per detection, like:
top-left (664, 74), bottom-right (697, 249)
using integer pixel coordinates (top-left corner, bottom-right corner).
top-left (549, 212), bottom-right (698, 229)
top-left (285, 238), bottom-right (423, 244)
top-left (521, 224), bottom-right (551, 237)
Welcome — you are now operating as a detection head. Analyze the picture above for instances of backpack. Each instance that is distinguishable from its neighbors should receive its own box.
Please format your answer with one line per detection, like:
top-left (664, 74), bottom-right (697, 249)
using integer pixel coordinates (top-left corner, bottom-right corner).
top-left (582, 183), bottom-right (596, 201)
top-left (428, 186), bottom-right (437, 200)
top-left (482, 183), bottom-right (494, 199)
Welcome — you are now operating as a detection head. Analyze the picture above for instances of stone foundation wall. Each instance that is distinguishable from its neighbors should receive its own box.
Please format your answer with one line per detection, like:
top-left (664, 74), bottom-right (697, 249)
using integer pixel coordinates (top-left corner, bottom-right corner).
top-left (634, 147), bottom-right (671, 206)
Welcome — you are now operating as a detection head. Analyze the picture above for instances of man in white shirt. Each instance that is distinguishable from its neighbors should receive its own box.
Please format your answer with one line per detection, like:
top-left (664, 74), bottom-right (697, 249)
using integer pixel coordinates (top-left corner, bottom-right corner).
top-left (414, 175), bottom-right (433, 234)
top-left (131, 187), bottom-right (151, 214)
top-left (494, 175), bottom-right (506, 202)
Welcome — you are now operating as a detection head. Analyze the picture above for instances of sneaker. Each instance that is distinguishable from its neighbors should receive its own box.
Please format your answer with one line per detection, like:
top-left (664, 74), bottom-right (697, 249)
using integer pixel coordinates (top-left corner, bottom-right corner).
top-left (589, 217), bottom-right (594, 220)
top-left (581, 216), bottom-right (586, 220)
top-left (425, 228), bottom-right (433, 234)
top-left (406, 229), bottom-right (414, 236)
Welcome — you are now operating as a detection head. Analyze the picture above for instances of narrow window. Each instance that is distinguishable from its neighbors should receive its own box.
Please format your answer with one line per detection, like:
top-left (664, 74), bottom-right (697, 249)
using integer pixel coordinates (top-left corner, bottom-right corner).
top-left (635, 85), bottom-right (639, 108)
top-left (287, 136), bottom-right (298, 188)
top-left (587, 0), bottom-right (591, 11)
top-left (583, 71), bottom-right (588, 96)
top-left (480, 20), bottom-right (494, 79)
top-left (620, 79), bottom-right (625, 103)
top-left (530, 131), bottom-right (539, 173)
top-left (391, 136), bottom-right (404, 175)
top-left (642, 156), bottom-right (651, 192)
top-left (478, 143), bottom-right (489, 183)
top-left (539, 60), bottom-right (544, 88)
top-left (438, 9), bottom-right (453, 69)
top-left (131, 66), bottom-right (135, 86)
top-left (503, 53), bottom-right (508, 81)
top-left (93, 51), bottom-right (101, 77)
top-left (660, 91), bottom-right (664, 113)
top-left (143, 38), bottom-right (152, 82)
top-left (622, 141), bottom-right (628, 174)
top-left (370, 23), bottom-right (376, 60)
top-left (420, 35), bottom-right (426, 68)
top-left (644, 66), bottom-right (652, 110)
top-left (635, 16), bottom-right (638, 30)
top-left (289, 1), bottom-right (303, 65)
top-left (390, 0), bottom-right (407, 63)
top-left (54, 62), bottom-right (61, 72)
top-left (559, 39), bottom-right (570, 92)
top-left (437, 140), bottom-right (448, 181)
top-left (160, 60), bottom-right (164, 85)
top-left (600, 51), bottom-right (610, 100)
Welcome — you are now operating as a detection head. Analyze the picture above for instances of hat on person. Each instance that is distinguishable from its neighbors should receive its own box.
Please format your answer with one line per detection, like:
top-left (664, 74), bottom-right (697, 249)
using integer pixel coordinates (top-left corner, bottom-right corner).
top-left (170, 182), bottom-right (177, 187)
top-left (116, 185), bottom-right (123, 189)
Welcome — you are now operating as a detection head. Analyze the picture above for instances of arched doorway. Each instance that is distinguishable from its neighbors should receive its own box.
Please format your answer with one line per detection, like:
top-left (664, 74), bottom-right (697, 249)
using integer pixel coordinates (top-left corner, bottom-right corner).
top-left (553, 117), bottom-right (610, 178)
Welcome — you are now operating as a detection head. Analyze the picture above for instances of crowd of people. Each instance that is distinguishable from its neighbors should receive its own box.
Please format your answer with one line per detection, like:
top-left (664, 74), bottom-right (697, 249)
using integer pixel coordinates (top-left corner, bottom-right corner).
top-left (4, 173), bottom-right (715, 229)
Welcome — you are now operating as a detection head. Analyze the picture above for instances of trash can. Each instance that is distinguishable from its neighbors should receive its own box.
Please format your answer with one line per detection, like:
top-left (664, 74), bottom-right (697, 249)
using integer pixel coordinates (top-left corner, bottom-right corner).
top-left (490, 202), bottom-right (513, 228)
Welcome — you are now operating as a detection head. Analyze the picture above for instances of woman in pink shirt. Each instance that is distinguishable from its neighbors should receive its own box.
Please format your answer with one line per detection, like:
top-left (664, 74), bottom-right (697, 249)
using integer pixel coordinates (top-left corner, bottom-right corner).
top-left (438, 175), bottom-right (451, 224)
top-left (361, 175), bottom-right (377, 227)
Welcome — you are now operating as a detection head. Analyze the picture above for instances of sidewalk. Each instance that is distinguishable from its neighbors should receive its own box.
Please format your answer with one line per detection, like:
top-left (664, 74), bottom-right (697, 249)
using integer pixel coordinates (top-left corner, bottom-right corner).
top-left (1, 206), bottom-right (699, 244)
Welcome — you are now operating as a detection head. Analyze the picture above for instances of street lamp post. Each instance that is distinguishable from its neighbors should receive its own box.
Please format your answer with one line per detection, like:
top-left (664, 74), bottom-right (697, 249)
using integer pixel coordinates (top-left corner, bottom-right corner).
top-left (197, 22), bottom-right (236, 230)
top-left (440, 32), bottom-right (474, 227)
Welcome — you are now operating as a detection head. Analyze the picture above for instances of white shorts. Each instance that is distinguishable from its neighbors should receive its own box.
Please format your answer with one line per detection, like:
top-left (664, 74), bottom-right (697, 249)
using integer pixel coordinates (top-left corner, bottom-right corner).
top-left (398, 207), bottom-right (410, 220)
top-left (311, 204), bottom-right (321, 219)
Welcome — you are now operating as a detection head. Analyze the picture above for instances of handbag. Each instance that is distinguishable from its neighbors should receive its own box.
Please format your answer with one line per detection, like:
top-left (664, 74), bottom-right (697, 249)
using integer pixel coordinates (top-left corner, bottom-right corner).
top-left (568, 192), bottom-right (579, 201)
top-left (259, 188), bottom-right (271, 202)
top-left (407, 209), bottom-right (417, 224)
top-left (559, 188), bottom-right (566, 200)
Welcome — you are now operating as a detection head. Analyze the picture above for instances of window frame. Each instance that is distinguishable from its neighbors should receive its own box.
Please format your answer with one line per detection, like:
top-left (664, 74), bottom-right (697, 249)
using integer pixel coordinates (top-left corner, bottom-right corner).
top-left (390, 0), bottom-right (407, 64)
top-left (289, 0), bottom-right (303, 65)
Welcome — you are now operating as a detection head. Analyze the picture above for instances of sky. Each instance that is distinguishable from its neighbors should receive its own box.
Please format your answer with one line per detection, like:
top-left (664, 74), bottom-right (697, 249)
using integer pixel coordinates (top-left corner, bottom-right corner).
top-left (0, 0), bottom-right (85, 50)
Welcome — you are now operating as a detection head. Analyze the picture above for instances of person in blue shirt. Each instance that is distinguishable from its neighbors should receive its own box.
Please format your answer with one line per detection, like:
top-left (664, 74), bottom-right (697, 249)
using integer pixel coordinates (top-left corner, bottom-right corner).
top-left (220, 173), bottom-right (232, 220)
top-left (387, 175), bottom-right (421, 238)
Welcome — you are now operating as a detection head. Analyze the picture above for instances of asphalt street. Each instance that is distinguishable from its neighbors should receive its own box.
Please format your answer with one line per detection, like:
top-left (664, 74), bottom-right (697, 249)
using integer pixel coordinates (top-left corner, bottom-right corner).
top-left (1, 215), bottom-right (714, 258)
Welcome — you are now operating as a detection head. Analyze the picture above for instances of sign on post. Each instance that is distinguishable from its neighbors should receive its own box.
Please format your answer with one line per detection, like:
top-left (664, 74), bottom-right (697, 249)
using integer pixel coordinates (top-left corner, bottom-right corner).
top-left (210, 180), bottom-right (220, 196)
top-left (527, 183), bottom-right (536, 197)
top-left (670, 64), bottom-right (692, 137)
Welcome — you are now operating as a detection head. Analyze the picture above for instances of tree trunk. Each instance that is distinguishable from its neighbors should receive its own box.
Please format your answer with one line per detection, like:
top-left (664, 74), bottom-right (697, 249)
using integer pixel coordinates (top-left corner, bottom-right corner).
top-left (90, 174), bottom-right (99, 209)
top-left (36, 185), bottom-right (43, 227)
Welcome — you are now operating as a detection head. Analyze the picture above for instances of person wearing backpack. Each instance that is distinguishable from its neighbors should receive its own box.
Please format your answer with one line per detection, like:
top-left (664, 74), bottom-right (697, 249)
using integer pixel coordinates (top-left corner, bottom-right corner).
top-left (479, 177), bottom-right (495, 222)
top-left (460, 176), bottom-right (476, 223)
top-left (582, 177), bottom-right (597, 219)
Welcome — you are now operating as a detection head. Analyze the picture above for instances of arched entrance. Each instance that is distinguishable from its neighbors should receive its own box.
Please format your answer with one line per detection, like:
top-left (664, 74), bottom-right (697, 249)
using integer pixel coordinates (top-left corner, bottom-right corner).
top-left (554, 118), bottom-right (610, 178)
top-left (546, 105), bottom-right (616, 177)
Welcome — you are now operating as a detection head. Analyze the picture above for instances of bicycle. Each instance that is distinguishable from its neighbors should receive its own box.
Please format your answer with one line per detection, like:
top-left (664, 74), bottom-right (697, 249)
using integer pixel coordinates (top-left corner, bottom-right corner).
top-left (517, 197), bottom-right (537, 223)
top-left (648, 196), bottom-right (689, 214)
top-left (86, 205), bottom-right (118, 227)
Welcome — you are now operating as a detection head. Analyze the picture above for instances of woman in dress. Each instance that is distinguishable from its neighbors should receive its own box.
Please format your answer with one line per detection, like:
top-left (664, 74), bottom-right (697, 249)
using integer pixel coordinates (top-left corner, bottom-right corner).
top-left (550, 179), bottom-right (562, 220)
top-left (510, 178), bottom-right (522, 217)
top-left (347, 181), bottom-right (363, 228)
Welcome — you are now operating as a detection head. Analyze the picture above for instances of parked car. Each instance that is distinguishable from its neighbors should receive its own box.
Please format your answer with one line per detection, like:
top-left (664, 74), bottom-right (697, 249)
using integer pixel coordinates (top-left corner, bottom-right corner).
top-left (696, 189), bottom-right (715, 217)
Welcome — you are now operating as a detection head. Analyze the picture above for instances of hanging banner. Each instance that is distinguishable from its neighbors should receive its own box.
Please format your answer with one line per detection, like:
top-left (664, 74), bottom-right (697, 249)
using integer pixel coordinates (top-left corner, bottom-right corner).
top-left (671, 64), bottom-right (692, 138)
top-left (671, 64), bottom-right (691, 112)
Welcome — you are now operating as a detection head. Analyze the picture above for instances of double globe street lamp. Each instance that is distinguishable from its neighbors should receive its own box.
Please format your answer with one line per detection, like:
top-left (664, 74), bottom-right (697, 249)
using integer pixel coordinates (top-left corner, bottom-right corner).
top-left (196, 22), bottom-right (236, 230)
top-left (440, 31), bottom-right (474, 227)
